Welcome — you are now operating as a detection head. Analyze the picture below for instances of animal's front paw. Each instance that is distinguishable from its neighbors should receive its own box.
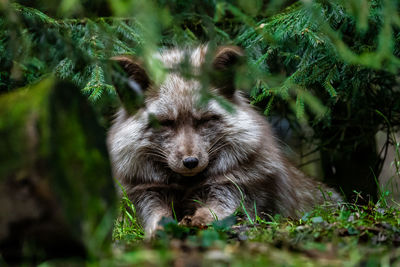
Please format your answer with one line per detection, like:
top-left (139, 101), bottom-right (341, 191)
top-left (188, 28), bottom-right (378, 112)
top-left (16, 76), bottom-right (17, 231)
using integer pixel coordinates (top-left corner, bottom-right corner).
top-left (179, 209), bottom-right (213, 229)
top-left (178, 215), bottom-right (194, 227)
top-left (144, 215), bottom-right (173, 239)
top-left (190, 215), bottom-right (210, 229)
top-left (145, 223), bottom-right (164, 240)
top-left (179, 215), bottom-right (208, 229)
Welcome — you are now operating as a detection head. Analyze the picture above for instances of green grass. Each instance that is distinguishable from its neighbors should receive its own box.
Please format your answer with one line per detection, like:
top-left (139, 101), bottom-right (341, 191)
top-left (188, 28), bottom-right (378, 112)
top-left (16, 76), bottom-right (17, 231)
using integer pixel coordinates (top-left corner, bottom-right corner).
top-left (107, 195), bottom-right (400, 266)
top-left (112, 183), bottom-right (145, 242)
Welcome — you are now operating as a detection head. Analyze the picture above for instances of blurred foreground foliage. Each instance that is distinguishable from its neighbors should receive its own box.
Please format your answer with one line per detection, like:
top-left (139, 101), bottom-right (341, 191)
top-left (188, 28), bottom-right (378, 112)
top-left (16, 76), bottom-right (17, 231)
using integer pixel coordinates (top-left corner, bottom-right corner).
top-left (1, 0), bottom-right (400, 199)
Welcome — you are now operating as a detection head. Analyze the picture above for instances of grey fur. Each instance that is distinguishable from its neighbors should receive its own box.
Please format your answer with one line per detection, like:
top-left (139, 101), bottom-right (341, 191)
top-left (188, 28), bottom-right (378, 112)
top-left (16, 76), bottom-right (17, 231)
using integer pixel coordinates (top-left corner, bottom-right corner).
top-left (107, 46), bottom-right (342, 236)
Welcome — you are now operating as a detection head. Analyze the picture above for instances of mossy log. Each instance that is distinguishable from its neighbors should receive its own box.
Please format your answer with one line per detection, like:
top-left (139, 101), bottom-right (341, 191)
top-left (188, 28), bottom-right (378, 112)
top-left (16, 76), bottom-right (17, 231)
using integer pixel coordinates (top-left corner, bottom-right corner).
top-left (0, 78), bottom-right (117, 263)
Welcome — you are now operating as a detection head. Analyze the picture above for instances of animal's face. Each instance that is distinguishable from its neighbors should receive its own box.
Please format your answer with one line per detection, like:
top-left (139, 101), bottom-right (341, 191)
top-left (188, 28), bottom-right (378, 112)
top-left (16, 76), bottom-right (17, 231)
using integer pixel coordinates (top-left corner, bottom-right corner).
top-left (145, 77), bottom-right (226, 176)
top-left (109, 45), bottom-right (263, 180)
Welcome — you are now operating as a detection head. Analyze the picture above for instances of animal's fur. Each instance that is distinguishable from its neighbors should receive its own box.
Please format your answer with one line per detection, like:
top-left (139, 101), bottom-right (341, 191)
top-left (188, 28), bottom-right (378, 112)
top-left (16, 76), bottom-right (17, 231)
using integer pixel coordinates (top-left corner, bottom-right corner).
top-left (107, 45), bottom-right (341, 236)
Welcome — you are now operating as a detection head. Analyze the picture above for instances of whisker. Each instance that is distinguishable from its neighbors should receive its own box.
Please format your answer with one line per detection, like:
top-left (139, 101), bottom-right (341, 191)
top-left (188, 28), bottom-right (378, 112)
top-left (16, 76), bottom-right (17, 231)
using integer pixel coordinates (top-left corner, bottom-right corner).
top-left (209, 142), bottom-right (230, 156)
top-left (146, 146), bottom-right (168, 157)
top-left (143, 152), bottom-right (168, 163)
top-left (209, 144), bottom-right (228, 155)
top-left (208, 133), bottom-right (229, 153)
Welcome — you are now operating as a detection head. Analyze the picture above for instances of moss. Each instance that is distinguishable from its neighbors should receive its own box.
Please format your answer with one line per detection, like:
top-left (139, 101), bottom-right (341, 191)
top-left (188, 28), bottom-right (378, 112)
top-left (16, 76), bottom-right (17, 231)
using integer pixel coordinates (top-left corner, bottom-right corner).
top-left (0, 78), bottom-right (53, 180)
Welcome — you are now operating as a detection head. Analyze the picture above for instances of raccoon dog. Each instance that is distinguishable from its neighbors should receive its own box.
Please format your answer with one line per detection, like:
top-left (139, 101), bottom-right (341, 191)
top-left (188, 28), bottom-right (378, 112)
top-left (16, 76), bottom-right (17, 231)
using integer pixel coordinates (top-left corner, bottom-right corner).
top-left (107, 45), bottom-right (341, 236)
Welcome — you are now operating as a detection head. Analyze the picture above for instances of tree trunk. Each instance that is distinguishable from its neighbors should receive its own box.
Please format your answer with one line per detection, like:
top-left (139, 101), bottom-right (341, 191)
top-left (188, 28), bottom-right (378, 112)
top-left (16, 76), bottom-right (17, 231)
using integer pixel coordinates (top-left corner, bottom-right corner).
top-left (0, 78), bottom-right (117, 264)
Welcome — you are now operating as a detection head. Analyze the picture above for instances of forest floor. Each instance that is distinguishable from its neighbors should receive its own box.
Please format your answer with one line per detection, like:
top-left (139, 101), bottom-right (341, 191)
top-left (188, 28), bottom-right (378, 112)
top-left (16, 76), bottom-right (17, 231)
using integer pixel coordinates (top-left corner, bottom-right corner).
top-left (106, 194), bottom-right (400, 267)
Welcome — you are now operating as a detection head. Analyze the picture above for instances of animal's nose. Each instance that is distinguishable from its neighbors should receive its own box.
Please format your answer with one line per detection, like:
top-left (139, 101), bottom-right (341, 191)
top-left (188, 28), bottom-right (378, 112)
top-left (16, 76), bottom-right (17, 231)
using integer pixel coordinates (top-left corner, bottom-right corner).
top-left (182, 157), bottom-right (199, 169)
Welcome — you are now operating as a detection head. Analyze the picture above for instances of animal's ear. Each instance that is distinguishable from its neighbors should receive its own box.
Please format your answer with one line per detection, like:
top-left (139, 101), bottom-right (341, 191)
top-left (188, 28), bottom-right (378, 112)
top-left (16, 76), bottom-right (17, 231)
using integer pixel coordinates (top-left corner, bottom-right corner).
top-left (213, 46), bottom-right (244, 70)
top-left (212, 46), bottom-right (245, 98)
top-left (110, 55), bottom-right (150, 113)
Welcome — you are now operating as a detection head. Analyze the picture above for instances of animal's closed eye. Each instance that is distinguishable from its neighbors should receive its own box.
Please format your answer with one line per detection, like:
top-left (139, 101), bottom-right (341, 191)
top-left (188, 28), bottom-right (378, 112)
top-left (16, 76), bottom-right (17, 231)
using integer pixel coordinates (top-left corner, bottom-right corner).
top-left (159, 119), bottom-right (175, 127)
top-left (196, 115), bottom-right (220, 126)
